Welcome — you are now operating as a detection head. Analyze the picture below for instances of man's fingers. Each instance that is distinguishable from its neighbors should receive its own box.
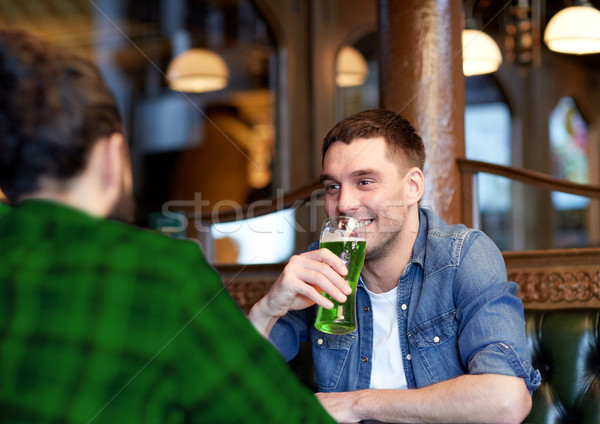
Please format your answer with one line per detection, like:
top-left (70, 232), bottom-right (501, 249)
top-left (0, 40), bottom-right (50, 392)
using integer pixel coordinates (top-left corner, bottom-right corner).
top-left (264, 251), bottom-right (354, 316)
top-left (295, 285), bottom-right (335, 310)
top-left (287, 255), bottom-right (350, 301)
top-left (298, 250), bottom-right (353, 294)
top-left (312, 248), bottom-right (349, 276)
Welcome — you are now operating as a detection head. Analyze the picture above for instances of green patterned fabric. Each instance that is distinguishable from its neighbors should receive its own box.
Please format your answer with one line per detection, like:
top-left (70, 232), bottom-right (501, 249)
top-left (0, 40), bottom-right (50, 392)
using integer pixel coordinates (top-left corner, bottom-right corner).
top-left (0, 200), bottom-right (10, 216)
top-left (0, 199), bottom-right (333, 424)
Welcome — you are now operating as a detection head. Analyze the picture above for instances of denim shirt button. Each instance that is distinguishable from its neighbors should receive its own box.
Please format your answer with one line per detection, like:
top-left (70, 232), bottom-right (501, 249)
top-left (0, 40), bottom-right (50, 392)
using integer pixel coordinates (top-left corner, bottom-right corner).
top-left (317, 338), bottom-right (324, 345)
top-left (363, 306), bottom-right (369, 312)
top-left (433, 336), bottom-right (440, 343)
top-left (406, 354), bottom-right (412, 360)
top-left (361, 357), bottom-right (368, 363)
top-left (401, 304), bottom-right (407, 311)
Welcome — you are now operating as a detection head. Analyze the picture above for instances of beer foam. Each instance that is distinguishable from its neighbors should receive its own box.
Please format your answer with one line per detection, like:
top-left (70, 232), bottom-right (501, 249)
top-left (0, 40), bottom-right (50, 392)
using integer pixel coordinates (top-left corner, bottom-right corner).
top-left (321, 232), bottom-right (366, 243)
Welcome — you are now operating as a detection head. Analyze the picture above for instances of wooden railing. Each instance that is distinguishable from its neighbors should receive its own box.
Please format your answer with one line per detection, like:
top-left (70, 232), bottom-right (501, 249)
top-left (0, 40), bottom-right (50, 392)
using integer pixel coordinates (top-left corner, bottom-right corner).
top-left (457, 158), bottom-right (600, 228)
top-left (459, 158), bottom-right (600, 309)
top-left (207, 159), bottom-right (600, 312)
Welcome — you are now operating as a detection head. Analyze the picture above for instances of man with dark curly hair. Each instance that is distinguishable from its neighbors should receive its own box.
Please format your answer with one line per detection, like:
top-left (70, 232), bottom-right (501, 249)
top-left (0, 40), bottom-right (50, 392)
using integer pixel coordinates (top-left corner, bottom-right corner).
top-left (0, 29), bottom-right (334, 424)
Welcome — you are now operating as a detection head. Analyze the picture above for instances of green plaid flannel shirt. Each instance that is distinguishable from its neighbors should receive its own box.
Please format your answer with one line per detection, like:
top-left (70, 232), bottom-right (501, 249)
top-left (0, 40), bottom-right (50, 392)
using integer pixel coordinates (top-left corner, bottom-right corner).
top-left (0, 200), bottom-right (9, 216)
top-left (0, 200), bottom-right (334, 424)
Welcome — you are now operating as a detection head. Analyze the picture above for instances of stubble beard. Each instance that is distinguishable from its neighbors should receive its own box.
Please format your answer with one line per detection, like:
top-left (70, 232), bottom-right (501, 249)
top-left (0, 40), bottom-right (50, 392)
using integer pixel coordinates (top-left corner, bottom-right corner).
top-left (364, 216), bottom-right (405, 263)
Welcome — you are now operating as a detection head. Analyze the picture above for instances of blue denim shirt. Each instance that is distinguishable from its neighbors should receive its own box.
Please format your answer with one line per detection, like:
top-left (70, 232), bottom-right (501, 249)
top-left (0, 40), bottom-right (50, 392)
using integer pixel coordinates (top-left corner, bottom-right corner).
top-left (269, 208), bottom-right (541, 393)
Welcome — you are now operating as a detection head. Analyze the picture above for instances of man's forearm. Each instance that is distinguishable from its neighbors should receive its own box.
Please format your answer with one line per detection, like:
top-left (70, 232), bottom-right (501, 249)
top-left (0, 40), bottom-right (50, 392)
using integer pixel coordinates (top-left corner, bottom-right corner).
top-left (318, 374), bottom-right (531, 423)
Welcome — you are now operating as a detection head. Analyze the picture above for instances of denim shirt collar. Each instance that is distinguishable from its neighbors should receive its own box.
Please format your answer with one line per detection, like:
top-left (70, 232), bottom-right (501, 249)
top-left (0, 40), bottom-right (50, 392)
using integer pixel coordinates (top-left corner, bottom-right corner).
top-left (410, 208), bottom-right (429, 269)
top-left (358, 208), bottom-right (429, 291)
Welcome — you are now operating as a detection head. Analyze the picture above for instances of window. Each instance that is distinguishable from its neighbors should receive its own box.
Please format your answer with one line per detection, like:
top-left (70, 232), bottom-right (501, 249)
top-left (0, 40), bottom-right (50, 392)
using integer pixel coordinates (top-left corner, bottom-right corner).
top-left (210, 209), bottom-right (296, 264)
top-left (465, 76), bottom-right (513, 250)
top-left (549, 97), bottom-right (591, 247)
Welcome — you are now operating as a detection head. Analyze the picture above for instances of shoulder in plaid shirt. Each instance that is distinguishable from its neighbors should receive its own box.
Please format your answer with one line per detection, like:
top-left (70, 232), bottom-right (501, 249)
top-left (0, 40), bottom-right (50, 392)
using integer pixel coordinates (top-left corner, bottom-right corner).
top-left (0, 199), bottom-right (334, 424)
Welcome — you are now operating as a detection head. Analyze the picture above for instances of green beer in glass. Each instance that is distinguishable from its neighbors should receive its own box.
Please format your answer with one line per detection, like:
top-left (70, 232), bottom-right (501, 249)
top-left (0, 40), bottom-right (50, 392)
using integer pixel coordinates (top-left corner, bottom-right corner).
top-left (315, 216), bottom-right (367, 334)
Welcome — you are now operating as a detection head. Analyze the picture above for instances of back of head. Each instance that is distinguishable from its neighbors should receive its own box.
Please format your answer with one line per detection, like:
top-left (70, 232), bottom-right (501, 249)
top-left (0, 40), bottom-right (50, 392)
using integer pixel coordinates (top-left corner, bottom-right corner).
top-left (0, 29), bottom-right (122, 202)
top-left (322, 109), bottom-right (426, 171)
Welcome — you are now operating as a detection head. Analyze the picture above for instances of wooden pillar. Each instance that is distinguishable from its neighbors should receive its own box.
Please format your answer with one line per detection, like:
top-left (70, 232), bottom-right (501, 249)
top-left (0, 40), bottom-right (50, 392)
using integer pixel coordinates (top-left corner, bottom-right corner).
top-left (378, 0), bottom-right (465, 224)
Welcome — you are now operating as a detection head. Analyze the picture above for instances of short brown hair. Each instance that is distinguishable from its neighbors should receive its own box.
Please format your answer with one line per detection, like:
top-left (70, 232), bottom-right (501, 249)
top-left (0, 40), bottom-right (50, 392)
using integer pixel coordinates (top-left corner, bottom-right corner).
top-left (322, 109), bottom-right (425, 171)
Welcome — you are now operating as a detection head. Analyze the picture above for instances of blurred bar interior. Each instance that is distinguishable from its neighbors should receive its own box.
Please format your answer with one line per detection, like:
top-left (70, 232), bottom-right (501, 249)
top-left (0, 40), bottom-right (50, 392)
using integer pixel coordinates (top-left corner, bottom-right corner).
top-left (1, 0), bottom-right (600, 264)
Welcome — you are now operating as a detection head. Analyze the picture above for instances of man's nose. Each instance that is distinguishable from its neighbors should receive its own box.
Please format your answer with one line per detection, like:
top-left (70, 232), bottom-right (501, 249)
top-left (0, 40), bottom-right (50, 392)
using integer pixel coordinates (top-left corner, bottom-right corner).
top-left (337, 187), bottom-right (360, 215)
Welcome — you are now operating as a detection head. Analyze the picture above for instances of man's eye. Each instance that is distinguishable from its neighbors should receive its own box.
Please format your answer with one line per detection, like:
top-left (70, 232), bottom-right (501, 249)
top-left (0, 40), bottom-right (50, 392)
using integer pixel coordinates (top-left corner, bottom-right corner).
top-left (324, 183), bottom-right (340, 192)
top-left (358, 180), bottom-right (372, 186)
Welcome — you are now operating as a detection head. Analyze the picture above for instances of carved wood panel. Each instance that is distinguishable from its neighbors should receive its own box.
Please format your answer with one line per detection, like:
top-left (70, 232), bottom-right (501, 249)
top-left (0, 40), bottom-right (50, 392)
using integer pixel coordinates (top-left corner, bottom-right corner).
top-left (511, 270), bottom-right (600, 308)
top-left (505, 248), bottom-right (600, 309)
top-left (225, 279), bottom-right (275, 314)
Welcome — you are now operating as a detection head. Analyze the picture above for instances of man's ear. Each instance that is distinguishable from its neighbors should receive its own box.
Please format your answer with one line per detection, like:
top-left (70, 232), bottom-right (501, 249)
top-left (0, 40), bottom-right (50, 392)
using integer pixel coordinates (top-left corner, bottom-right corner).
top-left (405, 167), bottom-right (425, 206)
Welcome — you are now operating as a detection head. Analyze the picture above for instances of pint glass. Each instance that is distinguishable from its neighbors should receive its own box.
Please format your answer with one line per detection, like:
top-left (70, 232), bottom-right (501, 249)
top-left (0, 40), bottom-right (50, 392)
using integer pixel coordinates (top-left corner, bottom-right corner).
top-left (314, 216), bottom-right (367, 334)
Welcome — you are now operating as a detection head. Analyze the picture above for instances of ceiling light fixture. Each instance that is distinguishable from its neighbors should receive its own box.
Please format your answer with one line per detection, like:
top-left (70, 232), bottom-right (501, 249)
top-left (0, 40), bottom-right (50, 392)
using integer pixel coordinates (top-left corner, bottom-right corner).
top-left (166, 48), bottom-right (230, 93)
top-left (335, 45), bottom-right (369, 87)
top-left (544, 4), bottom-right (600, 54)
top-left (462, 29), bottom-right (503, 76)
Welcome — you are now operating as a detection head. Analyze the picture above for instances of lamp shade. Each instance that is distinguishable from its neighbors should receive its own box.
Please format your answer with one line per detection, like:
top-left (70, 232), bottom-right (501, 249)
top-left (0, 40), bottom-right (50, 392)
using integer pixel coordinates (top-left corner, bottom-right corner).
top-left (336, 46), bottom-right (369, 87)
top-left (544, 6), bottom-right (600, 54)
top-left (166, 48), bottom-right (229, 93)
top-left (462, 29), bottom-right (502, 76)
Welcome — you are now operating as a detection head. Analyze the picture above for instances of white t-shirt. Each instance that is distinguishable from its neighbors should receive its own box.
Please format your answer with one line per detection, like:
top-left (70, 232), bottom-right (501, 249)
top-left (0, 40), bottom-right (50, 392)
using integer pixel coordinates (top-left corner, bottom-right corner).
top-left (365, 285), bottom-right (408, 389)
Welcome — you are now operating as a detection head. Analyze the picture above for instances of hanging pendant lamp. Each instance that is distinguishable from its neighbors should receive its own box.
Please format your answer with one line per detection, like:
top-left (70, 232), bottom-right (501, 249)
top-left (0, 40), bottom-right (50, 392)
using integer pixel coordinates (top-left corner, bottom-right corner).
top-left (462, 29), bottom-right (503, 76)
top-left (335, 46), bottom-right (369, 87)
top-left (544, 5), bottom-right (600, 54)
top-left (167, 48), bottom-right (229, 93)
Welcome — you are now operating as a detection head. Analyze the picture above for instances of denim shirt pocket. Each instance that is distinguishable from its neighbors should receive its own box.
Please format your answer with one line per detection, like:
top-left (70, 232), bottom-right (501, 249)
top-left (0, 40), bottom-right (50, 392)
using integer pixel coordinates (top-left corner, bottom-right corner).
top-left (310, 329), bottom-right (357, 391)
top-left (407, 309), bottom-right (464, 384)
